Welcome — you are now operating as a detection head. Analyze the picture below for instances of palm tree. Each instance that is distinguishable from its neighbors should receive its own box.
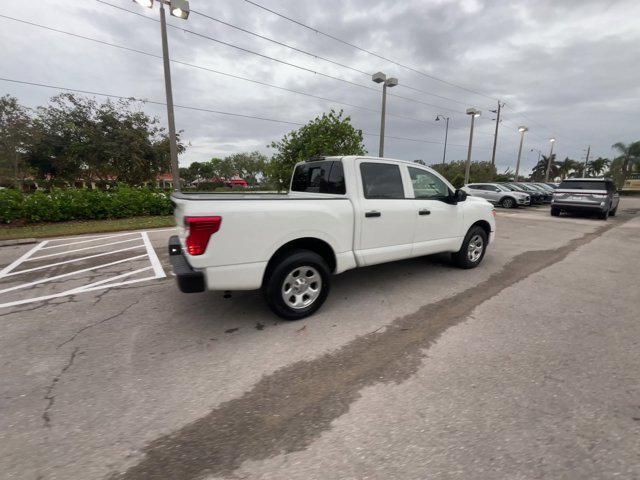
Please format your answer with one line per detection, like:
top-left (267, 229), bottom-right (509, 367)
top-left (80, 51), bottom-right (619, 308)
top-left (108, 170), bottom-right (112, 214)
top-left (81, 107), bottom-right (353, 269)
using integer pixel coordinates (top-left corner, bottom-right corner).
top-left (612, 141), bottom-right (640, 184)
top-left (557, 157), bottom-right (579, 180)
top-left (586, 157), bottom-right (610, 177)
top-left (530, 157), bottom-right (548, 181)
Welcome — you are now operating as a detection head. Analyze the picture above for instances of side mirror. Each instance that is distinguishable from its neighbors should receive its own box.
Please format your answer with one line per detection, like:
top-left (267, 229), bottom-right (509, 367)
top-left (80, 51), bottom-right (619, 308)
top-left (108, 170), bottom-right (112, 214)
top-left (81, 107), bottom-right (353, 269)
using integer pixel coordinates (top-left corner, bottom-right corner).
top-left (448, 189), bottom-right (467, 204)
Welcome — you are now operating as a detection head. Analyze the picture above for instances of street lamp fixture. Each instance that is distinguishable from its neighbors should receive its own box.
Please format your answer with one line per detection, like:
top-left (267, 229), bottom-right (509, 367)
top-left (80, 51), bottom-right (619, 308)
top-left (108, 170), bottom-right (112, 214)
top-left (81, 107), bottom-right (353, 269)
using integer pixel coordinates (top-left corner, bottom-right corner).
top-left (464, 108), bottom-right (481, 184)
top-left (170, 0), bottom-right (190, 18)
top-left (514, 126), bottom-right (528, 181)
top-left (545, 137), bottom-right (556, 181)
top-left (132, 0), bottom-right (190, 191)
top-left (435, 115), bottom-right (450, 165)
top-left (372, 72), bottom-right (398, 157)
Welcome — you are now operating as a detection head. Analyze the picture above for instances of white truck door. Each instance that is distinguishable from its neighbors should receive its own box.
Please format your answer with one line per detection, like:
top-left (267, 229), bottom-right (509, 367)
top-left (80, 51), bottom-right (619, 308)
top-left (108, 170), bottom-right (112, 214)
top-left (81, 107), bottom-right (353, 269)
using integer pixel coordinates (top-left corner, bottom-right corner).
top-left (354, 160), bottom-right (415, 266)
top-left (406, 165), bottom-right (462, 255)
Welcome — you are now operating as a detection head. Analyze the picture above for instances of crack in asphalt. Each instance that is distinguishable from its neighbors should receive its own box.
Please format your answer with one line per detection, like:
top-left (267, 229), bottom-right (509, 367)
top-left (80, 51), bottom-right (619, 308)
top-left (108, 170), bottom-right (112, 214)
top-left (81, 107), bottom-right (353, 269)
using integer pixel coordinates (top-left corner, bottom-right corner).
top-left (57, 298), bottom-right (142, 348)
top-left (42, 347), bottom-right (81, 428)
top-left (109, 214), bottom-right (635, 480)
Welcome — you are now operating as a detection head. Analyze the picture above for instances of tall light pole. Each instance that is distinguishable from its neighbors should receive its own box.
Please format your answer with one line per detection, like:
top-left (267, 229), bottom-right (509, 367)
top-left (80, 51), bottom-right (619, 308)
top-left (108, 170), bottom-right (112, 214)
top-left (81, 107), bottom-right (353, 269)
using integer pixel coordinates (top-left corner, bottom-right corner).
top-left (372, 72), bottom-right (398, 157)
top-left (544, 137), bottom-right (556, 182)
top-left (133, 0), bottom-right (190, 191)
top-left (514, 126), bottom-right (528, 182)
top-left (464, 108), bottom-right (481, 185)
top-left (435, 115), bottom-right (449, 165)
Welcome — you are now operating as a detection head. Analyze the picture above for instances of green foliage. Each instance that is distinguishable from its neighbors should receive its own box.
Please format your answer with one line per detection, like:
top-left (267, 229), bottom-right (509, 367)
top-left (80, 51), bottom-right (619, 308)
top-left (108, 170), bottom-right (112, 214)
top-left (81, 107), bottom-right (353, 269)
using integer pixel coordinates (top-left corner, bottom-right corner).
top-left (3, 93), bottom-right (186, 188)
top-left (0, 187), bottom-right (172, 224)
top-left (267, 109), bottom-right (366, 191)
top-left (0, 95), bottom-right (32, 188)
top-left (184, 151), bottom-right (267, 188)
top-left (430, 160), bottom-right (496, 187)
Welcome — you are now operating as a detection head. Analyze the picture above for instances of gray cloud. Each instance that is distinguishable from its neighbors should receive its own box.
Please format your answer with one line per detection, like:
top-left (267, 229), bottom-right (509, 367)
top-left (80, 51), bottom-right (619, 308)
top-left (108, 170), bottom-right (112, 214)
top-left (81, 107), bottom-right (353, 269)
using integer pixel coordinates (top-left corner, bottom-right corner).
top-left (1, 0), bottom-right (638, 173)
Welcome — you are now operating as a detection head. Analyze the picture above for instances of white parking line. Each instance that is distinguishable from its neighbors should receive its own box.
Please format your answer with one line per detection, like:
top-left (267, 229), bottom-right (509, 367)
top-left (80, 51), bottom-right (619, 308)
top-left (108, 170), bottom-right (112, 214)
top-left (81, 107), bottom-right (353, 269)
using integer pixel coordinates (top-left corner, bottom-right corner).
top-left (0, 229), bottom-right (170, 309)
top-left (27, 237), bottom-right (141, 261)
top-left (2, 245), bottom-right (146, 277)
top-left (0, 241), bottom-right (49, 278)
top-left (40, 231), bottom-right (139, 250)
top-left (0, 254), bottom-right (148, 295)
top-left (141, 231), bottom-right (166, 279)
top-left (0, 268), bottom-right (156, 309)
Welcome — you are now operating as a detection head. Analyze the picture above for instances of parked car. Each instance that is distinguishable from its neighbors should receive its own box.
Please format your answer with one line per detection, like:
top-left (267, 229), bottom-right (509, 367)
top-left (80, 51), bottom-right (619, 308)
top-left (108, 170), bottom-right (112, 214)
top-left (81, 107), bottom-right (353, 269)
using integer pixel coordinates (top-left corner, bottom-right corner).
top-left (169, 156), bottom-right (496, 319)
top-left (463, 183), bottom-right (530, 208)
top-left (515, 182), bottom-right (552, 203)
top-left (501, 182), bottom-right (544, 205)
top-left (551, 178), bottom-right (620, 219)
top-left (544, 182), bottom-right (559, 189)
top-left (533, 182), bottom-right (555, 192)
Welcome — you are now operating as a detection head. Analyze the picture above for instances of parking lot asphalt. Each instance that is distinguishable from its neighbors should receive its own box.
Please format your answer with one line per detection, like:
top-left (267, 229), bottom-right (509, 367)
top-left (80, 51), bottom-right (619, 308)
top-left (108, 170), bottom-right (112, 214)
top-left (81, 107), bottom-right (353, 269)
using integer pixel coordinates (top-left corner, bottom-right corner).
top-left (1, 199), bottom-right (639, 480)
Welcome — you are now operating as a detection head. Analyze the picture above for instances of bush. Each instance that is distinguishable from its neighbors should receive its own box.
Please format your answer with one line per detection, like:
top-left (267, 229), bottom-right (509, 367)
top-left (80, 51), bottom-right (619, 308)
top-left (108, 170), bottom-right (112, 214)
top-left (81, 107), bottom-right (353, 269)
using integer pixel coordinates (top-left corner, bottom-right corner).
top-left (0, 187), bottom-right (173, 224)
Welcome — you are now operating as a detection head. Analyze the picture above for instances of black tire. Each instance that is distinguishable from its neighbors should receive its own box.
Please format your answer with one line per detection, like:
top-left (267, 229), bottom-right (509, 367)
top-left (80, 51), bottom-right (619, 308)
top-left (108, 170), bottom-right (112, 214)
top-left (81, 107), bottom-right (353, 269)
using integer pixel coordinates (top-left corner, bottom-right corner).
top-left (501, 197), bottom-right (516, 209)
top-left (550, 207), bottom-right (560, 217)
top-left (263, 249), bottom-right (331, 320)
top-left (452, 226), bottom-right (488, 269)
top-left (600, 208), bottom-right (609, 221)
top-left (610, 206), bottom-right (617, 217)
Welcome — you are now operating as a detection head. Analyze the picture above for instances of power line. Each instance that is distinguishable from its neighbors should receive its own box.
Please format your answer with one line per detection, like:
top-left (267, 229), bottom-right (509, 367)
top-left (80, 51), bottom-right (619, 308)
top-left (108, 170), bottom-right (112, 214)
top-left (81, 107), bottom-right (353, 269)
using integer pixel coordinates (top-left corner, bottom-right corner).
top-left (92, 0), bottom-right (465, 114)
top-left (242, 0), bottom-right (499, 102)
top-left (1, 76), bottom-right (491, 149)
top-left (0, 13), bottom-right (460, 128)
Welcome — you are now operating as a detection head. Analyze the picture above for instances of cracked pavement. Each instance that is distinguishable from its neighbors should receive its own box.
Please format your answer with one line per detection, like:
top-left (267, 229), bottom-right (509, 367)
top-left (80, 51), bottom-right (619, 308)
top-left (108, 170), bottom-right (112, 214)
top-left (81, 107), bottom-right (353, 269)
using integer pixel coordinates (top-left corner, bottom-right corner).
top-left (1, 202), bottom-right (640, 480)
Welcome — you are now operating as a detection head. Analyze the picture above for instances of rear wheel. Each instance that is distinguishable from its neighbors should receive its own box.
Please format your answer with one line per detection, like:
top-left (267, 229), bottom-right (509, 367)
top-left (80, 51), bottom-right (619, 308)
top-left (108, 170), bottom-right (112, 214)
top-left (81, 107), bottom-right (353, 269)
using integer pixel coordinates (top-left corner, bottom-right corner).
top-left (501, 197), bottom-right (516, 209)
top-left (452, 226), bottom-right (488, 269)
top-left (263, 249), bottom-right (331, 320)
top-left (610, 206), bottom-right (617, 217)
top-left (600, 208), bottom-right (610, 220)
top-left (550, 207), bottom-right (560, 217)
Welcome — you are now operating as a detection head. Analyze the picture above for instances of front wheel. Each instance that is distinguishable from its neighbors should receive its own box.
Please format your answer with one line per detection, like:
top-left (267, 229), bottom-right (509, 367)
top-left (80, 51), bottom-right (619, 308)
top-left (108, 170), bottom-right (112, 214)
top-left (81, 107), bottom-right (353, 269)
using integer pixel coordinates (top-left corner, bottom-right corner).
top-left (501, 197), bottom-right (516, 209)
top-left (550, 207), bottom-right (560, 217)
top-left (263, 249), bottom-right (331, 320)
top-left (452, 226), bottom-right (488, 269)
top-left (600, 208), bottom-right (610, 220)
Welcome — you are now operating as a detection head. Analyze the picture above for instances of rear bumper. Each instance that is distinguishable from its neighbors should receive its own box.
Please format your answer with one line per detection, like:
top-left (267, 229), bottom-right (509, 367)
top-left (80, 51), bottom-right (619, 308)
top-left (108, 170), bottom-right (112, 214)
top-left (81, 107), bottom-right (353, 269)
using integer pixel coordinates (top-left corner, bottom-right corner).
top-left (168, 235), bottom-right (205, 293)
top-left (551, 201), bottom-right (606, 212)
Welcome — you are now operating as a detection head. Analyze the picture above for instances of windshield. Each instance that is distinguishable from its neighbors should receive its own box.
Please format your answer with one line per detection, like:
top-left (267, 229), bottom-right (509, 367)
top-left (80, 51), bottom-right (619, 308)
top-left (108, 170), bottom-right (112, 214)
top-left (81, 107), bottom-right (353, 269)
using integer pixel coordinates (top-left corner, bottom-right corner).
top-left (495, 184), bottom-right (510, 192)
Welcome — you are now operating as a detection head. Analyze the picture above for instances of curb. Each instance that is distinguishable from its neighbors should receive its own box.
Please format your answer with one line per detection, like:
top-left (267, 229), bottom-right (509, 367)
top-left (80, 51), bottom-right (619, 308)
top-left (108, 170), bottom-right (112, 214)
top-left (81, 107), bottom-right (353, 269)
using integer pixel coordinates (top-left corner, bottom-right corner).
top-left (0, 238), bottom-right (38, 248)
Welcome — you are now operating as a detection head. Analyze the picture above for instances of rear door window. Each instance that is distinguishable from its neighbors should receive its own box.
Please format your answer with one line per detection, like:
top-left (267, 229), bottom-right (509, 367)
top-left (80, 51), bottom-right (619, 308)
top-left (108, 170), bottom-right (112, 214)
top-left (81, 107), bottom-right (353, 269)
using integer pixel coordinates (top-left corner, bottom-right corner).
top-left (291, 160), bottom-right (346, 194)
top-left (360, 163), bottom-right (405, 199)
top-left (559, 180), bottom-right (607, 191)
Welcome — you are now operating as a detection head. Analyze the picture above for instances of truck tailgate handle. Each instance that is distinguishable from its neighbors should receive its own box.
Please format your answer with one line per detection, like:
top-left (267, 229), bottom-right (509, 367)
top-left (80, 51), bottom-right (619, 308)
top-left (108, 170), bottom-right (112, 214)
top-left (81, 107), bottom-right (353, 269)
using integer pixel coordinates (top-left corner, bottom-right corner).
top-left (365, 211), bottom-right (381, 218)
top-left (419, 209), bottom-right (431, 216)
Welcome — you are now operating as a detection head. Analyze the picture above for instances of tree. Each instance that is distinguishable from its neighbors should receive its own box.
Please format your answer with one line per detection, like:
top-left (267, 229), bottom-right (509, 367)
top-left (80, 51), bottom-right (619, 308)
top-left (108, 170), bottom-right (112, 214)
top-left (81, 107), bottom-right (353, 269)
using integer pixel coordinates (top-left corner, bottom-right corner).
top-left (611, 141), bottom-right (640, 185)
top-left (530, 154), bottom-right (558, 181)
top-left (226, 151), bottom-right (267, 186)
top-left (0, 95), bottom-right (32, 188)
top-left (25, 94), bottom-right (186, 187)
top-left (586, 157), bottom-right (609, 177)
top-left (556, 157), bottom-right (580, 180)
top-left (267, 109), bottom-right (366, 191)
top-left (430, 161), bottom-right (496, 187)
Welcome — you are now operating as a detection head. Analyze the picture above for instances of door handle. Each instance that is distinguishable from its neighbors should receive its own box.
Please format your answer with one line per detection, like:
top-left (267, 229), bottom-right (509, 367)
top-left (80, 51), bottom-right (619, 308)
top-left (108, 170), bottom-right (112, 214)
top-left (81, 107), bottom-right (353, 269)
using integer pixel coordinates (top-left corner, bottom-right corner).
top-left (419, 209), bottom-right (431, 216)
top-left (365, 210), bottom-right (381, 218)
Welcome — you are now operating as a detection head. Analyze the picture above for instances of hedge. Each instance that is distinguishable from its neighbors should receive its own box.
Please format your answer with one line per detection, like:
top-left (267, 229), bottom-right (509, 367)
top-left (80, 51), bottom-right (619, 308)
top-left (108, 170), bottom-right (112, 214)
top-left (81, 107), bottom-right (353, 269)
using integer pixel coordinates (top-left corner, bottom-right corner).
top-left (0, 187), bottom-right (173, 224)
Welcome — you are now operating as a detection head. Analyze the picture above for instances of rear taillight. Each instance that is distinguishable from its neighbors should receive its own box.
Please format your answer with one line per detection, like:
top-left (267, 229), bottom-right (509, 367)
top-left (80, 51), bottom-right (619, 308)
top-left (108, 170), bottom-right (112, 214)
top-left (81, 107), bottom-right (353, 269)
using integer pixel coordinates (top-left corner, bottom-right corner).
top-left (185, 216), bottom-right (221, 255)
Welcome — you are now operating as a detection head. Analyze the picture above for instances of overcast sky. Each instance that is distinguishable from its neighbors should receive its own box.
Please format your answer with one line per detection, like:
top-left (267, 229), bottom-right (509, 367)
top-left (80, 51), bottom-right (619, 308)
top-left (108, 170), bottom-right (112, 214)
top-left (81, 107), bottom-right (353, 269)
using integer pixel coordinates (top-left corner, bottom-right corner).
top-left (2, 0), bottom-right (639, 174)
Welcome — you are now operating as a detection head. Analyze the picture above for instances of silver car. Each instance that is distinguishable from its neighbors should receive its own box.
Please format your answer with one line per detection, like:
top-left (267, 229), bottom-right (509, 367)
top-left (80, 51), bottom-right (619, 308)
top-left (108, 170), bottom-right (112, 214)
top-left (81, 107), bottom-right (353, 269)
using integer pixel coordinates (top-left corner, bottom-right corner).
top-left (551, 178), bottom-right (620, 220)
top-left (463, 183), bottom-right (530, 208)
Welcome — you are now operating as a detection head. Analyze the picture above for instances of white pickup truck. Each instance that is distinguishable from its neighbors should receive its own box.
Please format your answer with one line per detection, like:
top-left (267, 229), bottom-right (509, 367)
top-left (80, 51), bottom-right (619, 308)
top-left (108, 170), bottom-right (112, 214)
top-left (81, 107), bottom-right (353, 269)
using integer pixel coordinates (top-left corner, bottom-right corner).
top-left (169, 156), bottom-right (496, 319)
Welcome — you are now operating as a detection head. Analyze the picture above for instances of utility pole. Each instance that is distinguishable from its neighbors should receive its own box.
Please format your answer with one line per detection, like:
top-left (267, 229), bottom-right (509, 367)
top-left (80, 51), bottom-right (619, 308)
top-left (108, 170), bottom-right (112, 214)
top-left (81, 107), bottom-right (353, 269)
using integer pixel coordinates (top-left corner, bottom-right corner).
top-left (490, 101), bottom-right (503, 171)
top-left (583, 145), bottom-right (591, 176)
top-left (435, 115), bottom-right (449, 165)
